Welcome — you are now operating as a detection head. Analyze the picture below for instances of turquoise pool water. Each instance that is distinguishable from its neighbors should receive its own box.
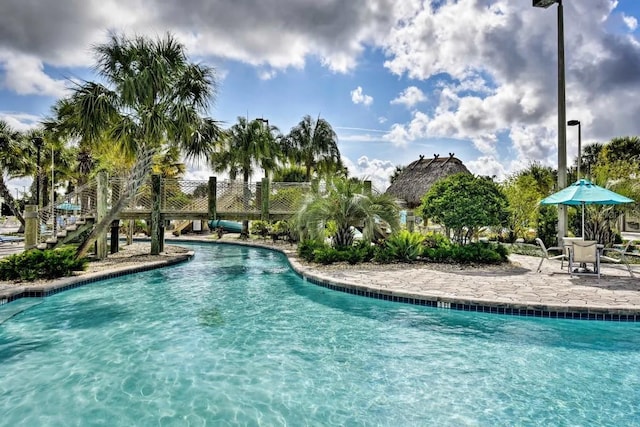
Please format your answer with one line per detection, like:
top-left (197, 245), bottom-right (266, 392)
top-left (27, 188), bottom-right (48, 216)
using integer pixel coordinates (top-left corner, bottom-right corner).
top-left (0, 243), bottom-right (639, 426)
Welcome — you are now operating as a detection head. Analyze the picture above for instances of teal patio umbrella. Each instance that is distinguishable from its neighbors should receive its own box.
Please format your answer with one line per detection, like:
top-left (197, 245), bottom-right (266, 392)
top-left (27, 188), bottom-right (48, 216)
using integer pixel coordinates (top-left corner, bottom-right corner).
top-left (540, 179), bottom-right (634, 238)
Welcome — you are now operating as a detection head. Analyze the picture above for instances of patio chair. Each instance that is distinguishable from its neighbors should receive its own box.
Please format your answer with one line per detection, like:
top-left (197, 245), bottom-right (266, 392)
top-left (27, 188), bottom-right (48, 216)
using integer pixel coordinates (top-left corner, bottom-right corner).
top-left (535, 238), bottom-right (567, 272)
top-left (601, 239), bottom-right (636, 277)
top-left (569, 240), bottom-right (600, 278)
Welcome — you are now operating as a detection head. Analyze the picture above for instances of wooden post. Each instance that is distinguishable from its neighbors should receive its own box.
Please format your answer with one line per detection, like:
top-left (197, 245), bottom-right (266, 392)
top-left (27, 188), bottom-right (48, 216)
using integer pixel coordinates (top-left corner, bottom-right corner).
top-left (127, 220), bottom-right (134, 245)
top-left (151, 174), bottom-right (162, 255)
top-left (96, 171), bottom-right (108, 259)
top-left (24, 205), bottom-right (38, 250)
top-left (407, 210), bottom-right (415, 232)
top-left (110, 179), bottom-right (120, 254)
top-left (110, 220), bottom-right (120, 254)
top-left (208, 176), bottom-right (217, 221)
top-left (261, 178), bottom-right (270, 220)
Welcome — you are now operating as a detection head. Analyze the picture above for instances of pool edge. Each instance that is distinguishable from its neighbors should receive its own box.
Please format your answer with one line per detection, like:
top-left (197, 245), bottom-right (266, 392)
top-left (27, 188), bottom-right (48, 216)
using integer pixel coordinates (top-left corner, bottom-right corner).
top-left (0, 250), bottom-right (195, 306)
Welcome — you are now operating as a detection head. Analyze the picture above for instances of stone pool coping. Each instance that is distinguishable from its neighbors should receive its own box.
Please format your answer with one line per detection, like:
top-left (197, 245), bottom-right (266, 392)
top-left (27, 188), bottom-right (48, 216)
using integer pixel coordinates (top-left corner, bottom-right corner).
top-left (1, 236), bottom-right (639, 321)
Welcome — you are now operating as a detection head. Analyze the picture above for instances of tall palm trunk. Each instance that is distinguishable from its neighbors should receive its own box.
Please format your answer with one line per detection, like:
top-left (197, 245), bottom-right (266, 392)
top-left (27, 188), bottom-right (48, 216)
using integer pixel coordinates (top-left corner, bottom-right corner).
top-left (75, 147), bottom-right (155, 258)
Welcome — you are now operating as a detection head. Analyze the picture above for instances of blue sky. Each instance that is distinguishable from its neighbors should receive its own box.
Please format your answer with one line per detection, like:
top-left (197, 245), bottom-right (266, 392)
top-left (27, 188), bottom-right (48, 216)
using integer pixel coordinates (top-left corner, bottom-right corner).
top-left (2, 0), bottom-right (640, 193)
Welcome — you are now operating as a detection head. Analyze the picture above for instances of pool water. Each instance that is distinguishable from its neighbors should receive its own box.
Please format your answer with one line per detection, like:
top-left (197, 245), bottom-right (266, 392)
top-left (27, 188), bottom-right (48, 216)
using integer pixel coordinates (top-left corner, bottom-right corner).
top-left (0, 243), bottom-right (639, 426)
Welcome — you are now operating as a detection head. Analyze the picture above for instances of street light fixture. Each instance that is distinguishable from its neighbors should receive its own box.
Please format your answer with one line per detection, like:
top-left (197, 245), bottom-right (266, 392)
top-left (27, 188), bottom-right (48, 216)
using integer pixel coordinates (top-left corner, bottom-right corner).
top-left (567, 120), bottom-right (581, 180)
top-left (32, 136), bottom-right (44, 208)
top-left (534, 0), bottom-right (567, 243)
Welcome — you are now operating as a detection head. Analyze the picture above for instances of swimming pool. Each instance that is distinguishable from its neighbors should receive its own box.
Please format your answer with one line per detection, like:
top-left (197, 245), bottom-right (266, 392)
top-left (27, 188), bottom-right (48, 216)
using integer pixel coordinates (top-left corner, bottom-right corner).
top-left (0, 243), bottom-right (639, 426)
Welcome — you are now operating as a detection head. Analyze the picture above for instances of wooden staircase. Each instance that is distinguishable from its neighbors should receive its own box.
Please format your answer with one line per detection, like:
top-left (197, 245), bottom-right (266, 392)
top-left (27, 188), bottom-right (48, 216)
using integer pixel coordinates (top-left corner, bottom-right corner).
top-left (38, 217), bottom-right (95, 249)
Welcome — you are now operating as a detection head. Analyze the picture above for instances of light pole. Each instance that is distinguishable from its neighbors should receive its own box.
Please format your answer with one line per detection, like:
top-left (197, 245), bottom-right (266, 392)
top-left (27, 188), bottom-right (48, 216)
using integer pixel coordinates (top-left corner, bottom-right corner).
top-left (534, 0), bottom-right (567, 242)
top-left (33, 136), bottom-right (44, 208)
top-left (256, 118), bottom-right (270, 178)
top-left (567, 120), bottom-right (581, 180)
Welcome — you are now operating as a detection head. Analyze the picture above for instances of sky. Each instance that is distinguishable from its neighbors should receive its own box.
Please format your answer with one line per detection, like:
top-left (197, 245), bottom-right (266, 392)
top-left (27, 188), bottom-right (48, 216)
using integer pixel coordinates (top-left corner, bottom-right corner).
top-left (2, 0), bottom-right (640, 194)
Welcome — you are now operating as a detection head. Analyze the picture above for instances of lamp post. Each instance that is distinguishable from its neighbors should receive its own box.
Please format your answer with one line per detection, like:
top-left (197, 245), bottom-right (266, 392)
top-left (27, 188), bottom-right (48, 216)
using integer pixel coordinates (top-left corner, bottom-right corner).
top-left (256, 118), bottom-right (270, 178)
top-left (33, 136), bottom-right (44, 208)
top-left (567, 120), bottom-right (581, 180)
top-left (534, 0), bottom-right (567, 242)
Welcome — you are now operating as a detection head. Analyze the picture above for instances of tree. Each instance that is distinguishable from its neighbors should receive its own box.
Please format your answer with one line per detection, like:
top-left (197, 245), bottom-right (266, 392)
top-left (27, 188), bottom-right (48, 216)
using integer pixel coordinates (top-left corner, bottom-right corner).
top-left (421, 174), bottom-right (509, 244)
top-left (212, 117), bottom-right (282, 235)
top-left (296, 178), bottom-right (400, 248)
top-left (285, 115), bottom-right (341, 181)
top-left (0, 120), bottom-right (30, 225)
top-left (389, 165), bottom-right (404, 184)
top-left (502, 174), bottom-right (543, 241)
top-left (580, 142), bottom-right (604, 179)
top-left (272, 166), bottom-right (307, 183)
top-left (55, 32), bottom-right (220, 257)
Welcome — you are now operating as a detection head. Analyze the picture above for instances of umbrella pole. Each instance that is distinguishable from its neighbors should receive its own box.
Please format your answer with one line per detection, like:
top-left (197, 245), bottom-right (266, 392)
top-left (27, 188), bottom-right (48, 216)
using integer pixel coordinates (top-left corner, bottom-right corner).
top-left (581, 203), bottom-right (585, 238)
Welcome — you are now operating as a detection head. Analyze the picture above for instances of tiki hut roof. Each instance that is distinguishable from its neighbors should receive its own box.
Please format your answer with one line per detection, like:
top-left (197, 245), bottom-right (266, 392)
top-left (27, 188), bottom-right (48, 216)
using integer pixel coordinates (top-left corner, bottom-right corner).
top-left (385, 153), bottom-right (471, 208)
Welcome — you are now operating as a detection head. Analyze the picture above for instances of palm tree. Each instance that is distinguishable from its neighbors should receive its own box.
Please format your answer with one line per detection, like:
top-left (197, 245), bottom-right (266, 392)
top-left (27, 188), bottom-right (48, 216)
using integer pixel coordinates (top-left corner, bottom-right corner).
top-left (580, 142), bottom-right (603, 179)
top-left (296, 178), bottom-right (400, 248)
top-left (0, 120), bottom-right (30, 225)
top-left (212, 117), bottom-right (281, 235)
top-left (55, 32), bottom-right (220, 257)
top-left (286, 115), bottom-right (341, 181)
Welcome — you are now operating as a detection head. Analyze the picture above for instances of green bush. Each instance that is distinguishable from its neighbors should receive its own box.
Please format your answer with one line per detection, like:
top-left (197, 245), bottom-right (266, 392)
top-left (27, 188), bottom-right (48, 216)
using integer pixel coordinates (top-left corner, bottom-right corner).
top-left (313, 247), bottom-right (344, 265)
top-left (373, 245), bottom-right (395, 264)
top-left (422, 242), bottom-right (508, 264)
top-left (422, 231), bottom-right (451, 249)
top-left (0, 248), bottom-right (88, 281)
top-left (297, 240), bottom-right (327, 262)
top-left (385, 230), bottom-right (425, 262)
top-left (353, 240), bottom-right (376, 263)
top-left (250, 220), bottom-right (270, 238)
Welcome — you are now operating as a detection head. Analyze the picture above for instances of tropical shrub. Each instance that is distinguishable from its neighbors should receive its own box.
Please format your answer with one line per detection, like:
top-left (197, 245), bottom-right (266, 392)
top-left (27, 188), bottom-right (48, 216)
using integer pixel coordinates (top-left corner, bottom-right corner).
top-left (0, 248), bottom-right (88, 281)
top-left (423, 242), bottom-right (508, 264)
top-left (372, 245), bottom-right (395, 264)
top-left (250, 220), bottom-right (270, 238)
top-left (536, 205), bottom-right (558, 248)
top-left (297, 240), bottom-right (327, 262)
top-left (385, 230), bottom-right (424, 262)
top-left (296, 177), bottom-right (400, 247)
top-left (421, 173), bottom-right (509, 244)
top-left (422, 231), bottom-right (451, 249)
top-left (312, 247), bottom-right (343, 265)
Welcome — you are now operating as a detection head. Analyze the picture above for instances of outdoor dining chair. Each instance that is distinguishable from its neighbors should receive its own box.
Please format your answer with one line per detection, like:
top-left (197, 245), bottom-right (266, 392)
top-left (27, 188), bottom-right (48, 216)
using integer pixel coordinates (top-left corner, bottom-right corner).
top-left (569, 240), bottom-right (600, 278)
top-left (535, 238), bottom-right (567, 272)
top-left (601, 239), bottom-right (636, 277)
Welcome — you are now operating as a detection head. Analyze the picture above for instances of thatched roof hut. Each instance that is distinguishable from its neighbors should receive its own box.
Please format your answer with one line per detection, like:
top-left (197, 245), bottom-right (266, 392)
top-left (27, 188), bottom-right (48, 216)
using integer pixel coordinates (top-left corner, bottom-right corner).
top-left (385, 153), bottom-right (471, 208)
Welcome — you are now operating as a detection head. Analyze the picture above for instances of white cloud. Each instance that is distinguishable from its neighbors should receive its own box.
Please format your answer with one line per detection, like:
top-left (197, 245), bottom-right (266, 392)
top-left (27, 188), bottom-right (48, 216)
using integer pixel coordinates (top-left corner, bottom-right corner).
top-left (623, 14), bottom-right (638, 31)
top-left (0, 50), bottom-right (68, 97)
top-left (390, 86), bottom-right (426, 108)
top-left (339, 133), bottom-right (385, 143)
top-left (0, 112), bottom-right (43, 131)
top-left (343, 155), bottom-right (396, 192)
top-left (258, 69), bottom-right (277, 80)
top-left (378, 116), bottom-right (387, 124)
top-left (465, 156), bottom-right (507, 180)
top-left (350, 86), bottom-right (373, 106)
